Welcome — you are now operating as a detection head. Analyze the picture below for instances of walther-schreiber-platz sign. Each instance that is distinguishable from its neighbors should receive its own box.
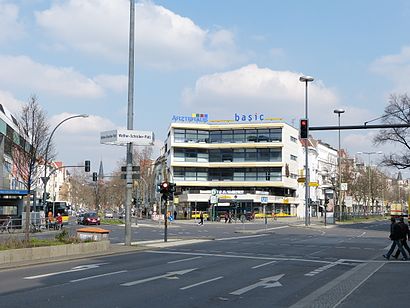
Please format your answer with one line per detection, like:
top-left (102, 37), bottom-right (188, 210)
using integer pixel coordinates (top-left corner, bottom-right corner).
top-left (100, 129), bottom-right (154, 146)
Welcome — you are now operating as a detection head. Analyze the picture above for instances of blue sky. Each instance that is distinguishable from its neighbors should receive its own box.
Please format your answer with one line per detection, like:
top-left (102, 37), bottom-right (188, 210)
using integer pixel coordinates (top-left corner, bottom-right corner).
top-left (2, 0), bottom-right (410, 175)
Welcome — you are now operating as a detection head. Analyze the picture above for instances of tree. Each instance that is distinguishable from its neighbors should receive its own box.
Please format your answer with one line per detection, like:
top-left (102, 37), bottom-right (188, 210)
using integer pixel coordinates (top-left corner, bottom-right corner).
top-left (374, 94), bottom-right (410, 169)
top-left (12, 96), bottom-right (52, 243)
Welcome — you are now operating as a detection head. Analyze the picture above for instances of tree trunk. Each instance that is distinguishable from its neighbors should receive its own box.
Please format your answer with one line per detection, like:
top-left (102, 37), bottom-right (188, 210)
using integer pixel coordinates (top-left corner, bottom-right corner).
top-left (24, 194), bottom-right (31, 244)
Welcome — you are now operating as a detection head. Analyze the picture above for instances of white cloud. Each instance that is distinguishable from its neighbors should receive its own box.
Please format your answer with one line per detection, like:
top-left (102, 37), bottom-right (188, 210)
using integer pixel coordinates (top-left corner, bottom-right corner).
top-left (0, 2), bottom-right (24, 43)
top-left (35, 0), bottom-right (245, 69)
top-left (49, 113), bottom-right (115, 134)
top-left (0, 55), bottom-right (130, 98)
top-left (182, 64), bottom-right (339, 123)
top-left (94, 75), bottom-right (128, 93)
top-left (370, 46), bottom-right (410, 93)
top-left (0, 90), bottom-right (24, 114)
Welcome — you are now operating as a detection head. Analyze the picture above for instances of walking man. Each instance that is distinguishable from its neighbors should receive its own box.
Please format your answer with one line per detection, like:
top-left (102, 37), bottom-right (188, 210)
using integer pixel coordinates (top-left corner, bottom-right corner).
top-left (393, 217), bottom-right (410, 259)
top-left (383, 217), bottom-right (408, 260)
top-left (198, 211), bottom-right (204, 225)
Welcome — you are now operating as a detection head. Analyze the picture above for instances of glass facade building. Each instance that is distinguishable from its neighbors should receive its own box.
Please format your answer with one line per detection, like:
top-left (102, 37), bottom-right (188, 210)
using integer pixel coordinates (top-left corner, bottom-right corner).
top-left (164, 121), bottom-right (300, 219)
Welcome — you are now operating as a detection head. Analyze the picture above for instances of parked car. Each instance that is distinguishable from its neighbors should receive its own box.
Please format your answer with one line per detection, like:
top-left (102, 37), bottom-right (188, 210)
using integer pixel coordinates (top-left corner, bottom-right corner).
top-left (82, 212), bottom-right (101, 225)
top-left (104, 211), bottom-right (114, 219)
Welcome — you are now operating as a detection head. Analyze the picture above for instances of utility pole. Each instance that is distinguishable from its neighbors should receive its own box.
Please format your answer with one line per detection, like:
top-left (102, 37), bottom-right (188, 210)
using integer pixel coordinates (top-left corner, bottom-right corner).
top-left (125, 0), bottom-right (135, 246)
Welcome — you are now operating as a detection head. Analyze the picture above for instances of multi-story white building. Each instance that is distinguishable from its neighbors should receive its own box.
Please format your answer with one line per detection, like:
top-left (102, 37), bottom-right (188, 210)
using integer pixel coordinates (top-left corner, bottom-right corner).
top-left (163, 114), bottom-right (301, 218)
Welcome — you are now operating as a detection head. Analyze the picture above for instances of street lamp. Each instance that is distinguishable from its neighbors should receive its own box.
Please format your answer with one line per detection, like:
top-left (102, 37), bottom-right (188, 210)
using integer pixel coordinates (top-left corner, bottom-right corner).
top-left (42, 114), bottom-right (89, 210)
top-left (299, 75), bottom-right (314, 226)
top-left (334, 109), bottom-right (345, 221)
top-left (356, 151), bottom-right (382, 215)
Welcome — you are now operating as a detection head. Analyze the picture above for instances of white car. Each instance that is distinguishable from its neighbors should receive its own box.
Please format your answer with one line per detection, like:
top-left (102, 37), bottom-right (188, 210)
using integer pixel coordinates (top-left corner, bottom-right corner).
top-left (104, 211), bottom-right (114, 219)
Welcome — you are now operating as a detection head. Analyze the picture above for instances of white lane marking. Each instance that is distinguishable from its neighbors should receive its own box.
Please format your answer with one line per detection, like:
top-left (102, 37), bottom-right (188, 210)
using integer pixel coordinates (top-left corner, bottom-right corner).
top-left (121, 268), bottom-right (197, 287)
top-left (168, 256), bottom-right (202, 264)
top-left (146, 250), bottom-right (336, 265)
top-left (305, 260), bottom-right (343, 277)
top-left (252, 260), bottom-right (277, 269)
top-left (70, 270), bottom-right (127, 283)
top-left (357, 232), bottom-right (366, 238)
top-left (180, 276), bottom-right (224, 290)
top-left (230, 274), bottom-right (284, 295)
top-left (216, 234), bottom-right (269, 241)
top-left (24, 263), bottom-right (109, 280)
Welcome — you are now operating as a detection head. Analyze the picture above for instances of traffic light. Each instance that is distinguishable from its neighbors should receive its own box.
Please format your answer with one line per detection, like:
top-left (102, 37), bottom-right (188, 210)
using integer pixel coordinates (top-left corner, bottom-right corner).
top-left (160, 182), bottom-right (169, 194)
top-left (92, 172), bottom-right (98, 182)
top-left (300, 119), bottom-right (308, 139)
top-left (84, 160), bottom-right (91, 172)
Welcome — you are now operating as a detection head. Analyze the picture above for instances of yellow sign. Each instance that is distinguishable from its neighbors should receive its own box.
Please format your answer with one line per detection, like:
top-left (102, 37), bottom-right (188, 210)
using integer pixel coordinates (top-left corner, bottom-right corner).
top-left (309, 182), bottom-right (319, 187)
top-left (297, 177), bottom-right (306, 183)
top-left (283, 198), bottom-right (289, 204)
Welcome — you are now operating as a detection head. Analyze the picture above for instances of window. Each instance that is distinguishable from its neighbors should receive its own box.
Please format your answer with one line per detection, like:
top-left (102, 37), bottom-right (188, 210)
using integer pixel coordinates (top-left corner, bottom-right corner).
top-left (257, 129), bottom-right (270, 142)
top-left (209, 131), bottom-right (222, 143)
top-left (270, 149), bottom-right (282, 162)
top-left (233, 149), bottom-right (245, 162)
top-left (174, 129), bottom-right (185, 143)
top-left (269, 128), bottom-right (282, 142)
top-left (246, 129), bottom-right (257, 142)
top-left (245, 149), bottom-right (257, 161)
top-left (233, 130), bottom-right (245, 143)
top-left (197, 150), bottom-right (208, 162)
top-left (290, 136), bottom-right (297, 142)
top-left (197, 130), bottom-right (209, 143)
top-left (290, 154), bottom-right (297, 161)
top-left (185, 130), bottom-right (197, 142)
top-left (258, 149), bottom-right (270, 161)
top-left (221, 130), bottom-right (233, 143)
top-left (221, 149), bottom-right (233, 162)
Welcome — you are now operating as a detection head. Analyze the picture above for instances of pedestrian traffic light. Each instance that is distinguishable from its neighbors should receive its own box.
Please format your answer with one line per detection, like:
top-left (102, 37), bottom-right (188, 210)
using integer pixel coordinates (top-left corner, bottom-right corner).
top-left (300, 119), bottom-right (308, 139)
top-left (84, 160), bottom-right (91, 172)
top-left (92, 172), bottom-right (98, 182)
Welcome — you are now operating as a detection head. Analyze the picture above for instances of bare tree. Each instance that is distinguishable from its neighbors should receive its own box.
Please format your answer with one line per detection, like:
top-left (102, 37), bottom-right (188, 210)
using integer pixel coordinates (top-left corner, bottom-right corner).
top-left (374, 94), bottom-right (410, 169)
top-left (12, 96), bottom-right (51, 243)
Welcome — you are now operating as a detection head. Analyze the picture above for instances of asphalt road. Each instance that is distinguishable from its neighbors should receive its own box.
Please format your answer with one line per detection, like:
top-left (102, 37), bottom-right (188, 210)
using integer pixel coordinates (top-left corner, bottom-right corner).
top-left (0, 219), bottom-right (407, 308)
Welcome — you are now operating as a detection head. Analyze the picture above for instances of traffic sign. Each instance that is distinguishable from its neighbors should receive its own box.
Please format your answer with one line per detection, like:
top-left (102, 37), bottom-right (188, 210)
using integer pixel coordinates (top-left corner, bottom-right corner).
top-left (261, 196), bottom-right (268, 204)
top-left (211, 188), bottom-right (218, 196)
top-left (309, 182), bottom-right (319, 187)
top-left (297, 177), bottom-right (306, 183)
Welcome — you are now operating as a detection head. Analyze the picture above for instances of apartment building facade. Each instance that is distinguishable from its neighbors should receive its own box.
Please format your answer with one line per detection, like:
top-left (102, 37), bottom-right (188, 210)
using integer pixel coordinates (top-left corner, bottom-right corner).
top-left (163, 114), bottom-right (301, 218)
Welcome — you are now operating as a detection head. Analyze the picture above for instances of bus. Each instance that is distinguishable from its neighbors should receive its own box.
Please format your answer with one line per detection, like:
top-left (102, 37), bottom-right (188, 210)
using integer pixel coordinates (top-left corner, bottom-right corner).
top-left (45, 201), bottom-right (70, 225)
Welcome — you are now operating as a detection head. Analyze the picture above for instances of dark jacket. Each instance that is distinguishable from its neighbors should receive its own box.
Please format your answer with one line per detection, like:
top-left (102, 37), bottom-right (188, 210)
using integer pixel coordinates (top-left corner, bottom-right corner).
top-left (390, 222), bottom-right (403, 241)
top-left (397, 221), bottom-right (409, 240)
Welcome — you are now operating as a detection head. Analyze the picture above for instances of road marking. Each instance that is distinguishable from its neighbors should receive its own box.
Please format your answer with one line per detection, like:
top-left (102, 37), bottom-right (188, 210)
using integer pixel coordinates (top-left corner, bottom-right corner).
top-left (358, 232), bottom-right (366, 237)
top-left (180, 276), bottom-right (224, 290)
top-left (70, 270), bottom-right (127, 283)
top-left (252, 260), bottom-right (277, 269)
top-left (121, 268), bottom-right (197, 286)
top-left (230, 274), bottom-right (284, 295)
top-left (168, 256), bottom-right (202, 264)
top-left (216, 234), bottom-right (269, 241)
top-left (24, 263), bottom-right (109, 280)
top-left (146, 250), bottom-right (335, 265)
top-left (305, 261), bottom-right (342, 277)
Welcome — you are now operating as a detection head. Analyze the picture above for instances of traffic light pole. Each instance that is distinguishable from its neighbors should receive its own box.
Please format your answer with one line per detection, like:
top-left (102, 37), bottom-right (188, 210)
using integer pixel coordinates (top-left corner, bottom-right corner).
top-left (164, 198), bottom-right (168, 242)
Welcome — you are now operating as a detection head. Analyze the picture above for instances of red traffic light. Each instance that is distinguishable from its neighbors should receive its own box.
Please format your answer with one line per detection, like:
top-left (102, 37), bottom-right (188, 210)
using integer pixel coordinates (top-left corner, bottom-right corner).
top-left (300, 118), bottom-right (308, 139)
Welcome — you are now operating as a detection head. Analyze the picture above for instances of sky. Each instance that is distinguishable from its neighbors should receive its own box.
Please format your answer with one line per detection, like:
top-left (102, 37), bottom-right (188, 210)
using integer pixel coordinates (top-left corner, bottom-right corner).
top-left (1, 0), bottom-right (410, 176)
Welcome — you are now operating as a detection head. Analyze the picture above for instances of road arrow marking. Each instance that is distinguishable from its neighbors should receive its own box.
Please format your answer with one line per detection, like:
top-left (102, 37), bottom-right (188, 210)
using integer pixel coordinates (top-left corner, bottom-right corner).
top-left (230, 274), bottom-right (284, 295)
top-left (24, 263), bottom-right (109, 280)
top-left (121, 268), bottom-right (197, 287)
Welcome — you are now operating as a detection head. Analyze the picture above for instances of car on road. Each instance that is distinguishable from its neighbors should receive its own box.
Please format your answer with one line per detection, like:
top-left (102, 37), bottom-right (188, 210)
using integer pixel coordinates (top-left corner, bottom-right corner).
top-left (81, 212), bottom-right (101, 225)
top-left (104, 211), bottom-right (114, 219)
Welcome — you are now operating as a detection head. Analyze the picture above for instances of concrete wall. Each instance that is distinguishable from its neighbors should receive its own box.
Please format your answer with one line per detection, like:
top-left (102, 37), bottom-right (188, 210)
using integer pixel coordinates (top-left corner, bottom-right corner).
top-left (0, 240), bottom-right (110, 265)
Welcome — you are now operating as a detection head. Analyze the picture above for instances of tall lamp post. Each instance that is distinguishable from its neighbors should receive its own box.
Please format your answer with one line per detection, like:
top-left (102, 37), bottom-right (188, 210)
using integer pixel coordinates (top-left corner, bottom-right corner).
top-left (333, 109), bottom-right (345, 221)
top-left (42, 114), bottom-right (89, 210)
top-left (299, 75), bottom-right (314, 226)
top-left (356, 151), bottom-right (382, 215)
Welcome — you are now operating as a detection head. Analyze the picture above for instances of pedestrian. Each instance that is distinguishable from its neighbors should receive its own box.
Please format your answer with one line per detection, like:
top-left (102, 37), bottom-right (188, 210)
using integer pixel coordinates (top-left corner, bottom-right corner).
top-left (199, 211), bottom-right (204, 225)
top-left (224, 211), bottom-right (229, 223)
top-left (392, 217), bottom-right (410, 259)
top-left (184, 211), bottom-right (188, 219)
top-left (174, 210), bottom-right (177, 220)
top-left (383, 217), bottom-right (408, 260)
top-left (56, 213), bottom-right (63, 230)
